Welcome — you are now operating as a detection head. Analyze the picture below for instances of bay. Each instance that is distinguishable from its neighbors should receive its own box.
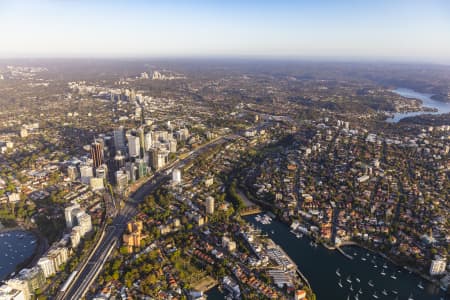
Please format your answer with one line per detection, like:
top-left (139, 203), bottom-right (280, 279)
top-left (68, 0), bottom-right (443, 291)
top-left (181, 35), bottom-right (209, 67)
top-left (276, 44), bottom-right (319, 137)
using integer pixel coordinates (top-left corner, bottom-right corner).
top-left (241, 215), bottom-right (446, 300)
top-left (386, 88), bottom-right (450, 123)
top-left (0, 230), bottom-right (38, 281)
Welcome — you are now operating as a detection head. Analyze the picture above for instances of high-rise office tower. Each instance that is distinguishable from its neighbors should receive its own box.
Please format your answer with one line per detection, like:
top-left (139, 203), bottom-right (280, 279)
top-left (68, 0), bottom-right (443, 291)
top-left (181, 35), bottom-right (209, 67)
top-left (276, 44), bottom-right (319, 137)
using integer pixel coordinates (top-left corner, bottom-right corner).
top-left (113, 126), bottom-right (126, 154)
top-left (127, 135), bottom-right (140, 158)
top-left (115, 170), bottom-right (129, 191)
top-left (126, 162), bottom-right (137, 182)
top-left (137, 127), bottom-right (145, 156)
top-left (136, 159), bottom-right (147, 179)
top-left (144, 131), bottom-right (153, 150)
top-left (96, 164), bottom-right (108, 179)
top-left (114, 151), bottom-right (126, 171)
top-left (149, 149), bottom-right (168, 170)
top-left (91, 140), bottom-right (104, 168)
top-left (67, 165), bottom-right (78, 181)
top-left (102, 135), bottom-right (114, 158)
top-left (80, 165), bottom-right (93, 185)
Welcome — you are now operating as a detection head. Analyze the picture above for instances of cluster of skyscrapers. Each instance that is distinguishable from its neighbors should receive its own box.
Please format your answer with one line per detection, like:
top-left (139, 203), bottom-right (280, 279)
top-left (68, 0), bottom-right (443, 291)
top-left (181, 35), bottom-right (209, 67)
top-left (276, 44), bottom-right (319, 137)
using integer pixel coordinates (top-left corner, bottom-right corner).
top-left (66, 124), bottom-right (189, 194)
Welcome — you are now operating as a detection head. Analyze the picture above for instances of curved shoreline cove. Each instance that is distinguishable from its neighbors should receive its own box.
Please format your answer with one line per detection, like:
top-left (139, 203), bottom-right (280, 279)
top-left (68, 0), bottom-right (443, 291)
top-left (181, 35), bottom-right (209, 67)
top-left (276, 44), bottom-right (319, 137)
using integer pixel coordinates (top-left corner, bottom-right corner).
top-left (386, 88), bottom-right (450, 123)
top-left (0, 230), bottom-right (38, 281)
top-left (233, 215), bottom-right (444, 300)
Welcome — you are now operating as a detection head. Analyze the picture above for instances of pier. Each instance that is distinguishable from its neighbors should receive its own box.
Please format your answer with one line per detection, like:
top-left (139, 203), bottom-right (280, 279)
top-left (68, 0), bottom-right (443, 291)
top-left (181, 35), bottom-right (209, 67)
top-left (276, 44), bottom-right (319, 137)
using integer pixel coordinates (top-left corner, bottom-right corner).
top-left (239, 206), bottom-right (262, 216)
top-left (336, 246), bottom-right (354, 260)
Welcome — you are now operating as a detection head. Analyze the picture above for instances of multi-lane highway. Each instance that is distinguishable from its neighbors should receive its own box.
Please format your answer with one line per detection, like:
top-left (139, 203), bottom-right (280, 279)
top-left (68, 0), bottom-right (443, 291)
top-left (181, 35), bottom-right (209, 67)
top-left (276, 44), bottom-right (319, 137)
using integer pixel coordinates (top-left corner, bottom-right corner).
top-left (59, 136), bottom-right (233, 299)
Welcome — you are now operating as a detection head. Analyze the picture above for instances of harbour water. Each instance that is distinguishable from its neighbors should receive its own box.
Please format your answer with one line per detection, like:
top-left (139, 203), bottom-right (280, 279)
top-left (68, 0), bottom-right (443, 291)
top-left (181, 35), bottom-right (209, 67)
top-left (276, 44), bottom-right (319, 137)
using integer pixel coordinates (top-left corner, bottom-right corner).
top-left (208, 215), bottom-right (446, 300)
top-left (387, 88), bottom-right (450, 123)
top-left (0, 230), bottom-right (38, 281)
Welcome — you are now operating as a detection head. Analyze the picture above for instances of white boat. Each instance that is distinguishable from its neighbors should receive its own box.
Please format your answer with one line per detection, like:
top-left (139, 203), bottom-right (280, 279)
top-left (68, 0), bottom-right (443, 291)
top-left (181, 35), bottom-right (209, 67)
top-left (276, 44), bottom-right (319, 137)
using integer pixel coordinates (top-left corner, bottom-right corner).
top-left (417, 281), bottom-right (424, 289)
top-left (361, 257), bottom-right (367, 261)
top-left (381, 289), bottom-right (388, 296)
top-left (336, 268), bottom-right (341, 277)
top-left (380, 270), bottom-right (386, 276)
top-left (373, 264), bottom-right (378, 268)
top-left (354, 294), bottom-right (359, 300)
top-left (383, 263), bottom-right (388, 269)
top-left (392, 290), bottom-right (398, 294)
top-left (368, 280), bottom-right (374, 287)
top-left (408, 293), bottom-right (414, 300)
top-left (346, 276), bottom-right (352, 283)
top-left (358, 288), bottom-right (363, 294)
top-left (349, 284), bottom-right (353, 291)
top-left (372, 291), bottom-right (379, 299)
top-left (390, 273), bottom-right (397, 279)
top-left (338, 279), bottom-right (343, 288)
top-left (355, 277), bottom-right (360, 283)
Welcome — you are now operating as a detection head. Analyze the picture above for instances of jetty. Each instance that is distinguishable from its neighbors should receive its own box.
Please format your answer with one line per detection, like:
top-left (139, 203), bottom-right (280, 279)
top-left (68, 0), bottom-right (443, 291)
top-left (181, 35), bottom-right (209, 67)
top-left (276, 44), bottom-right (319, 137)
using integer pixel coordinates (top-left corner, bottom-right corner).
top-left (336, 246), bottom-right (354, 260)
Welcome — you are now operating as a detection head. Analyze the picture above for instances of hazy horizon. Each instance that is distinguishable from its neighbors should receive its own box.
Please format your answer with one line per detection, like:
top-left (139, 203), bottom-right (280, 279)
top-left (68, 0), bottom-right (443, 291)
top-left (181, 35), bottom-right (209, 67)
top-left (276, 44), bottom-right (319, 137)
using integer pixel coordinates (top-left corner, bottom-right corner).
top-left (1, 0), bottom-right (450, 64)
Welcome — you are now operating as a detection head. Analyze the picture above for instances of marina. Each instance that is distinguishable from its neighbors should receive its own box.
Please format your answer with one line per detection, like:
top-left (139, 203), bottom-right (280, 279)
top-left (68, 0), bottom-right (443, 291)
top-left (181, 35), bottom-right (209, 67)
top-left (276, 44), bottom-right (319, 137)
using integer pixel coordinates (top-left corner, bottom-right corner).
top-left (254, 213), bottom-right (273, 225)
top-left (244, 215), bottom-right (446, 300)
top-left (209, 214), bottom-right (447, 299)
top-left (0, 230), bottom-right (38, 281)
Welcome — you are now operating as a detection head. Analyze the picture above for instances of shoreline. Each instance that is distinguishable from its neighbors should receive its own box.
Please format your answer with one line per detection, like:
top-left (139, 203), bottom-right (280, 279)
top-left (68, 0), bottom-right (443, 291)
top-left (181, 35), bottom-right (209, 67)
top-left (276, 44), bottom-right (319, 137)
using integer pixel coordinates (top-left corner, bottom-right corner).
top-left (387, 87), bottom-right (450, 122)
top-left (337, 241), bottom-right (444, 290)
top-left (247, 215), bottom-right (314, 297)
top-left (276, 216), bottom-right (445, 293)
top-left (0, 226), bottom-right (24, 234)
top-left (0, 226), bottom-right (48, 281)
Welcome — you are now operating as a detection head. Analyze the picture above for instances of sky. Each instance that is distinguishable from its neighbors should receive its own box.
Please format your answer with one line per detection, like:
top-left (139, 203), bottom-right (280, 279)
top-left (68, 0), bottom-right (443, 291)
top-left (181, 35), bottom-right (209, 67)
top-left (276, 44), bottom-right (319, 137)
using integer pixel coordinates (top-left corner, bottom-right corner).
top-left (0, 0), bottom-right (450, 63)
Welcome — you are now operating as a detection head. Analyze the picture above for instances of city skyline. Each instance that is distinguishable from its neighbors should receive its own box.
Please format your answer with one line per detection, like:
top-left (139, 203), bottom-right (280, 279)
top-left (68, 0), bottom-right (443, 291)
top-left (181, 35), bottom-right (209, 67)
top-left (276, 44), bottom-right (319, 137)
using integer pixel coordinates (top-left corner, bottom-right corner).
top-left (1, 0), bottom-right (450, 64)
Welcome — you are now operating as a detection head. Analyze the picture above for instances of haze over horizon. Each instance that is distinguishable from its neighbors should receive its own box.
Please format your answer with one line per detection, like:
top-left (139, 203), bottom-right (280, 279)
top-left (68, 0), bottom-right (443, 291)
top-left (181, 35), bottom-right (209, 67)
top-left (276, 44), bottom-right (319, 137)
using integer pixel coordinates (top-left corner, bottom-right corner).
top-left (1, 0), bottom-right (450, 64)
